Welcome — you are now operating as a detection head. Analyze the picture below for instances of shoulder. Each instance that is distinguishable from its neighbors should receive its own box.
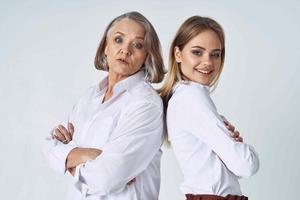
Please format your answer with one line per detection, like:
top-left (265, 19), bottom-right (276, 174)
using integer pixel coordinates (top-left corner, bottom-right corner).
top-left (169, 81), bottom-right (212, 108)
top-left (71, 83), bottom-right (102, 110)
top-left (127, 81), bottom-right (163, 112)
top-left (77, 84), bottom-right (98, 102)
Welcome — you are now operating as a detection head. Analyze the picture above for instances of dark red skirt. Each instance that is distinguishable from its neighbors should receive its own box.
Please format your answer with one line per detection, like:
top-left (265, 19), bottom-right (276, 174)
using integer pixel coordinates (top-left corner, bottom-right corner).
top-left (185, 194), bottom-right (248, 200)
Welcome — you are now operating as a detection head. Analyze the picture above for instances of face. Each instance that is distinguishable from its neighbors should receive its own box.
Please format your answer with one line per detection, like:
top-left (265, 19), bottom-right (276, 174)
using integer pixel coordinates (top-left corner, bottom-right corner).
top-left (174, 30), bottom-right (222, 86)
top-left (105, 19), bottom-right (147, 80)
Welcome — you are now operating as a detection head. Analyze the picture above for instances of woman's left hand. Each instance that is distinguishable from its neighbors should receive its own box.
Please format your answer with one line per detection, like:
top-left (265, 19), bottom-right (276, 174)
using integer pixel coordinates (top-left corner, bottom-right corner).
top-left (221, 116), bottom-right (243, 142)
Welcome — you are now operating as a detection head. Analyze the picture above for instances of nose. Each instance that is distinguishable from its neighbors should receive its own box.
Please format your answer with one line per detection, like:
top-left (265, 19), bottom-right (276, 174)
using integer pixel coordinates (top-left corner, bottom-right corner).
top-left (120, 43), bottom-right (131, 56)
top-left (201, 53), bottom-right (212, 67)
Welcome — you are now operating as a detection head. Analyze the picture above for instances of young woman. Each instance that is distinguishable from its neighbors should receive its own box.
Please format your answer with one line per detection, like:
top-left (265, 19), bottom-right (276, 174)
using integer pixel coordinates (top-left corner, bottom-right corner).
top-left (160, 16), bottom-right (259, 200)
top-left (44, 11), bottom-right (164, 200)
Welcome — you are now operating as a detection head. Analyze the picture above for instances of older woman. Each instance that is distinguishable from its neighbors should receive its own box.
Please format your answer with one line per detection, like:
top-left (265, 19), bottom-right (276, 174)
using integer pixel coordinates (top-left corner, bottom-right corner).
top-left (160, 16), bottom-right (259, 200)
top-left (44, 11), bottom-right (164, 200)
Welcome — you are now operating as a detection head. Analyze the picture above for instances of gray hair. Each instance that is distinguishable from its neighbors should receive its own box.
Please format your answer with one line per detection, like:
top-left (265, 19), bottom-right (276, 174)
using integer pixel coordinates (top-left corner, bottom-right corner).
top-left (94, 11), bottom-right (165, 83)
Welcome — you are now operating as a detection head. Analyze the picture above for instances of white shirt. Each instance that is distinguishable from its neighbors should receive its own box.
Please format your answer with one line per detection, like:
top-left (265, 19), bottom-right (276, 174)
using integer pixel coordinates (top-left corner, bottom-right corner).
top-left (167, 81), bottom-right (259, 196)
top-left (43, 70), bottom-right (164, 200)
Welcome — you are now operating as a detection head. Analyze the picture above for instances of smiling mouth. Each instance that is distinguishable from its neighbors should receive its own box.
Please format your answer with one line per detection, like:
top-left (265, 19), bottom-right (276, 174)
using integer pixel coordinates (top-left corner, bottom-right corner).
top-left (195, 68), bottom-right (213, 75)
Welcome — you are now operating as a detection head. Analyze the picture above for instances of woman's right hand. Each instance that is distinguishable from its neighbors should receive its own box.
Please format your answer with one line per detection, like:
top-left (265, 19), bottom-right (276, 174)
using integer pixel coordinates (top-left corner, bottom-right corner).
top-left (53, 122), bottom-right (74, 144)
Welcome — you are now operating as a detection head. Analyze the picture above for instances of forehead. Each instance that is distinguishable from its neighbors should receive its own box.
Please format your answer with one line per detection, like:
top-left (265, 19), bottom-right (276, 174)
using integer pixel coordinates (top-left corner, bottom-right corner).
top-left (107, 18), bottom-right (145, 39)
top-left (186, 30), bottom-right (222, 50)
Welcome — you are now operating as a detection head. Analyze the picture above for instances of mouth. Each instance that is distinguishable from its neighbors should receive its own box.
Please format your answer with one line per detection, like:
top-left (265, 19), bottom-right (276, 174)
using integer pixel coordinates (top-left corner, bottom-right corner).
top-left (117, 58), bottom-right (129, 65)
top-left (195, 68), bottom-right (213, 75)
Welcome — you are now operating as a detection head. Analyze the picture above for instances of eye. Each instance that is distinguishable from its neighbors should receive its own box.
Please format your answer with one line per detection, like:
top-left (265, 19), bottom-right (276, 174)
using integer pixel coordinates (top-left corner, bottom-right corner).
top-left (114, 36), bottom-right (123, 44)
top-left (211, 52), bottom-right (221, 59)
top-left (132, 42), bottom-right (144, 50)
top-left (191, 50), bottom-right (203, 56)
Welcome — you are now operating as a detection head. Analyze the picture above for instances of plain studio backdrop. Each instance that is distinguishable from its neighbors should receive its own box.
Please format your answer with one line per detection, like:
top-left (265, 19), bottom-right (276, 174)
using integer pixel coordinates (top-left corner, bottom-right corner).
top-left (1, 0), bottom-right (299, 199)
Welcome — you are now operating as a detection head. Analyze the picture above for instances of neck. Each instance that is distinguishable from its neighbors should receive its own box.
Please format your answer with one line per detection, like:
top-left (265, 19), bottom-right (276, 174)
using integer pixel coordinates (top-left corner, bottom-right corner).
top-left (102, 71), bottom-right (128, 103)
top-left (107, 71), bottom-right (128, 94)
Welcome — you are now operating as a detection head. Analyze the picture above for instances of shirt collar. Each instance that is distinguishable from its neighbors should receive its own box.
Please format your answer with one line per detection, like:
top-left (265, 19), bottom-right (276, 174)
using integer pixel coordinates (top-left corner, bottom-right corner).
top-left (114, 69), bottom-right (146, 92)
top-left (174, 80), bottom-right (210, 93)
top-left (95, 70), bottom-right (146, 97)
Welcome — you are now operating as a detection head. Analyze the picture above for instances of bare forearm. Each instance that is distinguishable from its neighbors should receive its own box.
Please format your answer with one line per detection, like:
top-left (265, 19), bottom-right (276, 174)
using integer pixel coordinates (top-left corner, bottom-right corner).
top-left (66, 147), bottom-right (102, 169)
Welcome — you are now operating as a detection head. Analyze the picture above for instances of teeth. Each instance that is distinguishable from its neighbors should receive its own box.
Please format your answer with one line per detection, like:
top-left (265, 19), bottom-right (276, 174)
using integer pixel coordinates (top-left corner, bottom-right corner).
top-left (196, 69), bottom-right (211, 74)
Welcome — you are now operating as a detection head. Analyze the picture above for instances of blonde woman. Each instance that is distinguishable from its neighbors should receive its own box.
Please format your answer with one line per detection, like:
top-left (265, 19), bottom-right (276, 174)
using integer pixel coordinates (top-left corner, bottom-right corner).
top-left (44, 11), bottom-right (164, 200)
top-left (160, 16), bottom-right (259, 200)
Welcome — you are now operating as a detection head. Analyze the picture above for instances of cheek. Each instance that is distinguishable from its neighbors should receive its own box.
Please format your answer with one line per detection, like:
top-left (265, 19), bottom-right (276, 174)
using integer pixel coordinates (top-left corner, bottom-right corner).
top-left (134, 53), bottom-right (147, 65)
top-left (213, 60), bottom-right (222, 72)
top-left (105, 46), bottom-right (113, 57)
top-left (106, 47), bottom-right (115, 59)
top-left (106, 42), bottom-right (119, 55)
top-left (182, 55), bottom-right (198, 69)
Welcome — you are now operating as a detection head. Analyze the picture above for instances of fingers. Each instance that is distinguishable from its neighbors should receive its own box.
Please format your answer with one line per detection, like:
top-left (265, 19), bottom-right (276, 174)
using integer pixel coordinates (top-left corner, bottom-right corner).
top-left (57, 125), bottom-right (72, 142)
top-left (53, 124), bottom-right (73, 143)
top-left (68, 122), bottom-right (74, 137)
top-left (221, 115), bottom-right (229, 125)
top-left (225, 123), bottom-right (235, 132)
top-left (222, 116), bottom-right (235, 132)
top-left (127, 178), bottom-right (136, 185)
top-left (230, 130), bottom-right (244, 142)
top-left (222, 118), bottom-right (244, 143)
top-left (54, 128), bottom-right (66, 142)
top-left (230, 130), bottom-right (240, 138)
top-left (222, 117), bottom-right (235, 132)
top-left (234, 136), bottom-right (243, 142)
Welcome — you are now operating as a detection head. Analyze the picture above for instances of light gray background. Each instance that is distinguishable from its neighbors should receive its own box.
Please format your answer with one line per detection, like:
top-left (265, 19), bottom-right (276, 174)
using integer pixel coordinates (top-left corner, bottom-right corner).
top-left (1, 0), bottom-right (299, 199)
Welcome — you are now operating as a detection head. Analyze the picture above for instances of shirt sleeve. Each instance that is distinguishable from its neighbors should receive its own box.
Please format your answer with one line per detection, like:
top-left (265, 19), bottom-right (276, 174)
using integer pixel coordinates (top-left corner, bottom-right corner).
top-left (43, 104), bottom-right (79, 174)
top-left (172, 85), bottom-right (259, 178)
top-left (43, 135), bottom-right (78, 174)
top-left (73, 101), bottom-right (163, 196)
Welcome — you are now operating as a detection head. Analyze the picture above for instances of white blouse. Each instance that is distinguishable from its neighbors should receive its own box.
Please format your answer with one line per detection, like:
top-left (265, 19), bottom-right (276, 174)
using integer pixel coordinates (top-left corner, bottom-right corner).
top-left (43, 70), bottom-right (164, 200)
top-left (167, 81), bottom-right (259, 196)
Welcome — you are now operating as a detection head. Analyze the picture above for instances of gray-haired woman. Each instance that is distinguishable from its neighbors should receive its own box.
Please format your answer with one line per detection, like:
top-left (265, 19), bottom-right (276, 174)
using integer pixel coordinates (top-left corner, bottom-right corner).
top-left (44, 11), bottom-right (164, 200)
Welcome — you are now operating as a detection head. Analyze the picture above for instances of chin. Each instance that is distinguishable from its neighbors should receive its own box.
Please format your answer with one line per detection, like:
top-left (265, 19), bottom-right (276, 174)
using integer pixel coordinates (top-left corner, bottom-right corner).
top-left (193, 78), bottom-right (209, 86)
top-left (113, 67), bottom-right (129, 75)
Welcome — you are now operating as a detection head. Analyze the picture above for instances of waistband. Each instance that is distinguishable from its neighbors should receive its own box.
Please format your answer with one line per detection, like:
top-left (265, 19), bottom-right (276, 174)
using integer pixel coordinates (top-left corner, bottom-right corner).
top-left (185, 194), bottom-right (248, 200)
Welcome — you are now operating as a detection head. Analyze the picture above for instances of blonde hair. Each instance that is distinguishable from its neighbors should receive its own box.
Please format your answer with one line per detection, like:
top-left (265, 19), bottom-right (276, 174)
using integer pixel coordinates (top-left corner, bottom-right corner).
top-left (94, 11), bottom-right (164, 83)
top-left (159, 16), bottom-right (225, 143)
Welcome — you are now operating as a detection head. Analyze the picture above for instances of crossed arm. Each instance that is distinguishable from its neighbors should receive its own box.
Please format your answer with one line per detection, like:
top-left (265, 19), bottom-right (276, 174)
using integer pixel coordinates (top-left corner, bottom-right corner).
top-left (52, 115), bottom-right (243, 176)
top-left (52, 122), bottom-right (102, 175)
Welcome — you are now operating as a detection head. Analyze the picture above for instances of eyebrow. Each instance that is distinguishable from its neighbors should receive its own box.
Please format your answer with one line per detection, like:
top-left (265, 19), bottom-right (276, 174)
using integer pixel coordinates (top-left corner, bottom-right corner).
top-left (114, 31), bottom-right (145, 40)
top-left (191, 46), bottom-right (222, 51)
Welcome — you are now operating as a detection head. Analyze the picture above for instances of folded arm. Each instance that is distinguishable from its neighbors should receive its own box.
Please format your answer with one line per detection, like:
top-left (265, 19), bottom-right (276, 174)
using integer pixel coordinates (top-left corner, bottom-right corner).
top-left (176, 86), bottom-right (259, 178)
top-left (73, 101), bottom-right (163, 196)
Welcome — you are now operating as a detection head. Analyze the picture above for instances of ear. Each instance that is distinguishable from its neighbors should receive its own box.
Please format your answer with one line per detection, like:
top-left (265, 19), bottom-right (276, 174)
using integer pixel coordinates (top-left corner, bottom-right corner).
top-left (174, 46), bottom-right (182, 63)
